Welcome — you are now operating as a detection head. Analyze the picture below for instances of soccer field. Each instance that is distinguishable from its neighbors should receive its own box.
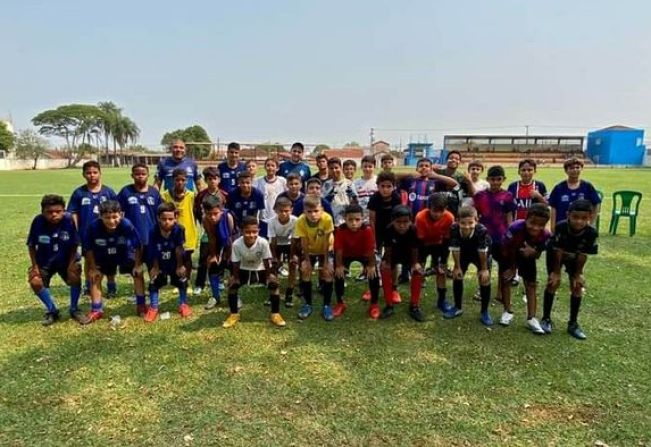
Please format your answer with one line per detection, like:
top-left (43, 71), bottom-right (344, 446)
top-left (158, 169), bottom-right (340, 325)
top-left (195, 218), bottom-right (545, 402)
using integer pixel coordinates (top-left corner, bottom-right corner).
top-left (1, 166), bottom-right (650, 446)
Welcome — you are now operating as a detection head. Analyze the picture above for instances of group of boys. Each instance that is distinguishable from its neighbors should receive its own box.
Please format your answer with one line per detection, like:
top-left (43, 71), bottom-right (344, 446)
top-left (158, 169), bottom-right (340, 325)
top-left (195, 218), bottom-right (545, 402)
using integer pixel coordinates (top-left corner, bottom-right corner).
top-left (26, 142), bottom-right (600, 339)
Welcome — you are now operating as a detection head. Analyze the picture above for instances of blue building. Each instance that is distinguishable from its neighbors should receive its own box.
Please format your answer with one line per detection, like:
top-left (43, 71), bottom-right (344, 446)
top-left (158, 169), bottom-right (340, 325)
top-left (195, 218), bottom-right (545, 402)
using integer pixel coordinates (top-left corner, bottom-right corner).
top-left (404, 142), bottom-right (438, 166)
top-left (586, 125), bottom-right (646, 166)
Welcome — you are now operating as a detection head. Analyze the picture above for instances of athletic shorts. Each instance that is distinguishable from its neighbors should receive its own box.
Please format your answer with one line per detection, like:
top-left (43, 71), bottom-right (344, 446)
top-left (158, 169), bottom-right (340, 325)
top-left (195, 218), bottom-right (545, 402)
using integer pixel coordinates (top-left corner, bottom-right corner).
top-left (36, 263), bottom-right (79, 288)
top-left (236, 269), bottom-right (267, 286)
top-left (276, 244), bottom-right (291, 262)
top-left (419, 244), bottom-right (450, 267)
top-left (458, 251), bottom-right (491, 274)
top-left (497, 255), bottom-right (538, 283)
top-left (98, 259), bottom-right (135, 277)
top-left (545, 249), bottom-right (579, 278)
top-left (150, 272), bottom-right (187, 290)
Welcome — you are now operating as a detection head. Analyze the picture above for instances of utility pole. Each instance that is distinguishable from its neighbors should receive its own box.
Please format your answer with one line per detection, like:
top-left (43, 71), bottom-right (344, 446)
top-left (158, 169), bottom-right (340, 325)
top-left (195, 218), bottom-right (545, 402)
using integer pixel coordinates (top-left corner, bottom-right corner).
top-left (368, 127), bottom-right (374, 156)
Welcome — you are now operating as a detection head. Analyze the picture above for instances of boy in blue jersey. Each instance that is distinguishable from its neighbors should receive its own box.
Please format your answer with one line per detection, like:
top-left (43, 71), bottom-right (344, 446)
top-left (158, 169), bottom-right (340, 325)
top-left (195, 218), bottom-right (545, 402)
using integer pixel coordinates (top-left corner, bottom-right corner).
top-left (27, 195), bottom-right (90, 325)
top-left (117, 163), bottom-right (161, 251)
top-left (218, 142), bottom-right (247, 195)
top-left (227, 171), bottom-right (265, 227)
top-left (548, 157), bottom-right (601, 232)
top-left (67, 160), bottom-right (118, 295)
top-left (83, 201), bottom-right (145, 322)
top-left (294, 178), bottom-right (335, 220)
top-left (278, 142), bottom-right (311, 186)
top-left (400, 158), bottom-right (458, 216)
top-left (143, 203), bottom-right (189, 322)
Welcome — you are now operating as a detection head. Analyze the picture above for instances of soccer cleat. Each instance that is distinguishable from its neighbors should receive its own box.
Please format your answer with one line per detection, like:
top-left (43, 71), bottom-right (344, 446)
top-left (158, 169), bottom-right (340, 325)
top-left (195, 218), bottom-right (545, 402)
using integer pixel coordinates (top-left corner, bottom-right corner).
top-left (361, 290), bottom-right (371, 302)
top-left (443, 307), bottom-right (464, 320)
top-left (264, 299), bottom-right (271, 306)
top-left (540, 318), bottom-right (553, 334)
top-left (408, 306), bottom-right (426, 322)
top-left (136, 304), bottom-right (148, 317)
top-left (270, 313), bottom-right (286, 327)
top-left (204, 296), bottom-right (219, 310)
top-left (567, 322), bottom-right (587, 340)
top-left (480, 311), bottom-right (494, 326)
top-left (284, 297), bottom-right (294, 308)
top-left (322, 305), bottom-right (334, 321)
top-left (527, 317), bottom-right (545, 335)
top-left (499, 311), bottom-right (514, 326)
top-left (522, 294), bottom-right (528, 304)
top-left (298, 304), bottom-right (313, 320)
top-left (437, 300), bottom-right (452, 314)
top-left (144, 307), bottom-right (159, 323)
top-left (178, 303), bottom-right (193, 318)
top-left (41, 311), bottom-right (60, 326)
top-left (511, 274), bottom-right (521, 287)
top-left (193, 287), bottom-right (203, 296)
top-left (86, 310), bottom-right (104, 323)
top-left (222, 313), bottom-right (241, 328)
top-left (391, 290), bottom-right (402, 304)
top-left (332, 301), bottom-right (347, 317)
top-left (368, 304), bottom-right (381, 320)
top-left (70, 310), bottom-right (91, 325)
top-left (381, 305), bottom-right (395, 319)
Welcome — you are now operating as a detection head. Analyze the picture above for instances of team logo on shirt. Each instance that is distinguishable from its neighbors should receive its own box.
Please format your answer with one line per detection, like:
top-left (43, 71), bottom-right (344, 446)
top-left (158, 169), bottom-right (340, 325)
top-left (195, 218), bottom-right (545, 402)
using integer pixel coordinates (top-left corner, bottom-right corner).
top-left (38, 235), bottom-right (51, 244)
top-left (60, 231), bottom-right (70, 241)
top-left (117, 237), bottom-right (126, 245)
top-left (95, 238), bottom-right (107, 246)
top-left (128, 197), bottom-right (139, 204)
top-left (147, 197), bottom-right (156, 205)
top-left (561, 194), bottom-right (570, 202)
top-left (81, 198), bottom-right (91, 205)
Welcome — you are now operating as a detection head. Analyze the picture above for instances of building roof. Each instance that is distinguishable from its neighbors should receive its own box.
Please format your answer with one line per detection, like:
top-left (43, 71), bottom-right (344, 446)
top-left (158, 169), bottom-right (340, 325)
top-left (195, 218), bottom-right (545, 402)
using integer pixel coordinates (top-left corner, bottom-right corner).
top-left (323, 148), bottom-right (365, 159)
top-left (596, 125), bottom-right (639, 132)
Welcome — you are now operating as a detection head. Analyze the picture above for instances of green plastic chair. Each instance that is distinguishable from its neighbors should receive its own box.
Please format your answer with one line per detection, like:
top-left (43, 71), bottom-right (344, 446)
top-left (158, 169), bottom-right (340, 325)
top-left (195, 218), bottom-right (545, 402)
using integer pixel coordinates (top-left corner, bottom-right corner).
top-left (608, 190), bottom-right (642, 236)
top-left (595, 190), bottom-right (604, 233)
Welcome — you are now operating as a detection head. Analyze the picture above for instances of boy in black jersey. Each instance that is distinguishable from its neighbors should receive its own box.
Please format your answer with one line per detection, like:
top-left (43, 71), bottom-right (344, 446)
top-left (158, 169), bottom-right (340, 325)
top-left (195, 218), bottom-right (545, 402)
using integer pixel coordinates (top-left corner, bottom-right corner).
top-left (448, 206), bottom-right (493, 326)
top-left (542, 199), bottom-right (598, 340)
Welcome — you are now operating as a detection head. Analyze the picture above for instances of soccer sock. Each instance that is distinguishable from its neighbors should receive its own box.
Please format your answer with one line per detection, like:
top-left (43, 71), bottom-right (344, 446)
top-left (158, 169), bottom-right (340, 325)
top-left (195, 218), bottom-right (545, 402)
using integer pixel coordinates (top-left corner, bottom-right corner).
top-left (334, 277), bottom-right (345, 302)
top-left (195, 264), bottom-right (207, 289)
top-left (36, 288), bottom-right (57, 314)
top-left (480, 285), bottom-right (491, 313)
top-left (437, 287), bottom-right (447, 306)
top-left (284, 287), bottom-right (294, 301)
top-left (569, 295), bottom-right (582, 323)
top-left (228, 292), bottom-right (239, 314)
top-left (381, 269), bottom-right (394, 306)
top-left (91, 300), bottom-right (103, 312)
top-left (107, 281), bottom-right (117, 294)
top-left (136, 295), bottom-right (146, 306)
top-left (369, 276), bottom-right (380, 304)
top-left (208, 275), bottom-right (221, 299)
top-left (322, 281), bottom-right (333, 307)
top-left (542, 290), bottom-right (555, 320)
top-left (270, 294), bottom-right (280, 313)
top-left (149, 289), bottom-right (160, 309)
top-left (453, 279), bottom-right (463, 309)
top-left (410, 273), bottom-right (423, 307)
top-left (301, 281), bottom-right (313, 305)
top-left (69, 286), bottom-right (81, 312)
top-left (178, 287), bottom-right (188, 306)
top-left (84, 279), bottom-right (91, 291)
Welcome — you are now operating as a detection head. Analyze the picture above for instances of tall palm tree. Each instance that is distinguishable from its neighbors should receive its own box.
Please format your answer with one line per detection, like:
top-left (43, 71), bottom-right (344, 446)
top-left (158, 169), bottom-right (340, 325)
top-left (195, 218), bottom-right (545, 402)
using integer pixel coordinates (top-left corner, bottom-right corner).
top-left (97, 101), bottom-right (121, 159)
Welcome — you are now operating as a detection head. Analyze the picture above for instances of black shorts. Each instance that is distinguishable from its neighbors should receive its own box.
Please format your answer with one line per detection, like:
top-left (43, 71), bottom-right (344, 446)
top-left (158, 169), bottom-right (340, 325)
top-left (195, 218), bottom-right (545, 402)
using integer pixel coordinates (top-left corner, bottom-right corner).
top-left (98, 259), bottom-right (135, 277)
top-left (37, 263), bottom-right (78, 288)
top-left (150, 272), bottom-right (187, 290)
top-left (498, 255), bottom-right (538, 283)
top-left (276, 245), bottom-right (291, 262)
top-left (458, 251), bottom-right (491, 273)
top-left (419, 244), bottom-right (450, 267)
top-left (237, 269), bottom-right (267, 286)
top-left (545, 249), bottom-right (579, 277)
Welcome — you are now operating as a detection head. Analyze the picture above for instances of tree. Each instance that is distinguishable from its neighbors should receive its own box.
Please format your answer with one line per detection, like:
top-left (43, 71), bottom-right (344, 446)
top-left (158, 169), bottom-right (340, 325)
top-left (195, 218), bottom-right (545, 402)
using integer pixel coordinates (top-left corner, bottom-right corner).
top-left (14, 129), bottom-right (49, 169)
top-left (161, 125), bottom-right (212, 159)
top-left (0, 121), bottom-right (14, 152)
top-left (32, 104), bottom-right (104, 167)
top-left (344, 141), bottom-right (360, 148)
top-left (312, 144), bottom-right (330, 157)
top-left (254, 143), bottom-right (284, 158)
top-left (97, 102), bottom-right (141, 166)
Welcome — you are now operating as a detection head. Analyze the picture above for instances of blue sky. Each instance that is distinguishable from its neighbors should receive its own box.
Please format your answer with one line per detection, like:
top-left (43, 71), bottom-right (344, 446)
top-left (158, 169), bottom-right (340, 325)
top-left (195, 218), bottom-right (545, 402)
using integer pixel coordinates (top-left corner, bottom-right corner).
top-left (1, 0), bottom-right (650, 149)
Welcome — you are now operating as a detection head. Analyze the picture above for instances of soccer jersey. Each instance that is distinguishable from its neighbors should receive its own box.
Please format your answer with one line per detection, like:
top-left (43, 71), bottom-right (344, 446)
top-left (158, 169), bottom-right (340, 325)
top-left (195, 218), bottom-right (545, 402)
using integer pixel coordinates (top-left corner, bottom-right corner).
top-left (473, 189), bottom-right (516, 241)
top-left (277, 191), bottom-right (304, 209)
top-left (367, 191), bottom-right (402, 247)
top-left (548, 180), bottom-right (601, 224)
top-left (292, 196), bottom-right (334, 220)
top-left (267, 215), bottom-right (298, 246)
top-left (231, 236), bottom-right (272, 271)
top-left (353, 176), bottom-right (378, 222)
top-left (500, 219), bottom-right (551, 259)
top-left (448, 223), bottom-right (491, 254)
top-left (322, 178), bottom-right (358, 225)
top-left (217, 161), bottom-right (247, 195)
top-left (156, 157), bottom-right (201, 192)
top-left (67, 185), bottom-right (117, 239)
top-left (227, 187), bottom-right (265, 226)
top-left (383, 225), bottom-right (418, 265)
top-left (401, 176), bottom-right (437, 215)
top-left (117, 185), bottom-right (161, 246)
top-left (161, 189), bottom-right (198, 251)
top-left (254, 176), bottom-right (287, 221)
top-left (27, 213), bottom-right (79, 269)
top-left (415, 209), bottom-right (455, 246)
top-left (278, 160), bottom-right (311, 185)
top-left (294, 213), bottom-right (334, 255)
top-left (550, 221), bottom-right (598, 259)
top-left (334, 224), bottom-right (375, 258)
top-left (147, 223), bottom-right (185, 274)
top-left (83, 218), bottom-right (141, 266)
top-left (508, 180), bottom-right (548, 220)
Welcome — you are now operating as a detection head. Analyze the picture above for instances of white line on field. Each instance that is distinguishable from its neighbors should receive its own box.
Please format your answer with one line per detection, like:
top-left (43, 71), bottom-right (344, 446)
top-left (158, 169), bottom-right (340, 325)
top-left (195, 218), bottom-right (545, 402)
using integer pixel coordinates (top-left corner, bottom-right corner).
top-left (0, 194), bottom-right (65, 197)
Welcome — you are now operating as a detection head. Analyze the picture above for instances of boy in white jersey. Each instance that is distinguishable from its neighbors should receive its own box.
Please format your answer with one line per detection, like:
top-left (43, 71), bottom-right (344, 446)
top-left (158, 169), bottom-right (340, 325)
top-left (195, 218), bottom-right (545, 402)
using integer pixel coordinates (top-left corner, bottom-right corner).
top-left (268, 197), bottom-right (298, 307)
top-left (254, 157), bottom-right (287, 231)
top-left (353, 155), bottom-right (378, 223)
top-left (323, 157), bottom-right (358, 225)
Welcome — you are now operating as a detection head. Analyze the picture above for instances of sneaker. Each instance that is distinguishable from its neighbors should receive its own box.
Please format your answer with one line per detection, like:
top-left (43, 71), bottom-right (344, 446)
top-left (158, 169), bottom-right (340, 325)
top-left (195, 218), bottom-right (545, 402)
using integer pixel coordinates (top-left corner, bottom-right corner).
top-left (368, 304), bottom-right (381, 320)
top-left (204, 296), bottom-right (219, 310)
top-left (284, 297), bottom-right (294, 308)
top-left (222, 313), bottom-right (241, 328)
top-left (527, 317), bottom-right (545, 335)
top-left (126, 295), bottom-right (137, 304)
top-left (361, 290), bottom-right (371, 302)
top-left (567, 322), bottom-right (586, 340)
top-left (381, 305), bottom-right (395, 319)
top-left (499, 311), bottom-right (514, 326)
top-left (443, 307), bottom-right (464, 319)
top-left (298, 304), bottom-right (313, 320)
top-left (437, 300), bottom-right (452, 313)
top-left (511, 274), bottom-right (521, 287)
top-left (41, 310), bottom-right (60, 326)
top-left (391, 290), bottom-right (402, 304)
top-left (86, 310), bottom-right (104, 323)
top-left (264, 299), bottom-right (271, 306)
top-left (408, 306), bottom-right (426, 322)
top-left (322, 305), bottom-right (334, 321)
top-left (70, 310), bottom-right (91, 325)
top-left (136, 304), bottom-right (148, 317)
top-left (480, 311), bottom-right (494, 326)
top-left (332, 301), bottom-right (347, 317)
top-left (144, 307), bottom-right (159, 323)
top-left (472, 290), bottom-right (481, 302)
top-left (270, 313), bottom-right (286, 327)
top-left (237, 297), bottom-right (243, 311)
top-left (193, 287), bottom-right (203, 296)
top-left (540, 318), bottom-right (553, 334)
top-left (178, 303), bottom-right (193, 318)
top-left (522, 294), bottom-right (528, 304)
top-left (219, 282), bottom-right (225, 292)
top-left (279, 266), bottom-right (289, 277)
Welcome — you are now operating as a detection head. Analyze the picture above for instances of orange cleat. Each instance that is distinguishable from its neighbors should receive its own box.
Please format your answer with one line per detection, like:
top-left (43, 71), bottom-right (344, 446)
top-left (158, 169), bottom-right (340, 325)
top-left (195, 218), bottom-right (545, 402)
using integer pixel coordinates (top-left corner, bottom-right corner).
top-left (332, 301), bottom-right (347, 317)
top-left (391, 290), bottom-right (402, 304)
top-left (369, 303), bottom-right (381, 320)
top-left (361, 290), bottom-right (371, 302)
top-left (178, 303), bottom-right (193, 318)
top-left (86, 310), bottom-right (104, 323)
top-left (144, 307), bottom-right (159, 322)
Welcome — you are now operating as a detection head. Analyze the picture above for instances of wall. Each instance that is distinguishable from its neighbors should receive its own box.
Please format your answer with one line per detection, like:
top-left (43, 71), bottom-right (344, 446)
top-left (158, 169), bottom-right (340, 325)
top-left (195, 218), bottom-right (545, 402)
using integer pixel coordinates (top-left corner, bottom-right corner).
top-left (0, 158), bottom-right (91, 170)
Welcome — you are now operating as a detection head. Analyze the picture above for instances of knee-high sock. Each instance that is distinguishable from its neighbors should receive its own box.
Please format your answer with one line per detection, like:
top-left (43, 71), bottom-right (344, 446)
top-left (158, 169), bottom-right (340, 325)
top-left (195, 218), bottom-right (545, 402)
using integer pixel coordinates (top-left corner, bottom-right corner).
top-left (453, 279), bottom-right (463, 309)
top-left (334, 277), bottom-right (345, 301)
top-left (270, 294), bottom-right (280, 313)
top-left (381, 269), bottom-right (394, 306)
top-left (209, 275), bottom-right (221, 299)
top-left (301, 281), bottom-right (312, 305)
top-left (228, 292), bottom-right (239, 314)
top-left (410, 273), bottom-right (423, 307)
top-left (37, 288), bottom-right (57, 313)
top-left (107, 281), bottom-right (117, 294)
top-left (542, 290), bottom-right (555, 320)
top-left (369, 276), bottom-right (380, 304)
top-left (437, 287), bottom-right (447, 306)
top-left (149, 289), bottom-right (160, 309)
top-left (569, 295), bottom-right (582, 323)
top-left (69, 286), bottom-right (81, 312)
top-left (480, 284), bottom-right (491, 313)
top-left (178, 285), bottom-right (188, 305)
top-left (322, 281), bottom-right (333, 306)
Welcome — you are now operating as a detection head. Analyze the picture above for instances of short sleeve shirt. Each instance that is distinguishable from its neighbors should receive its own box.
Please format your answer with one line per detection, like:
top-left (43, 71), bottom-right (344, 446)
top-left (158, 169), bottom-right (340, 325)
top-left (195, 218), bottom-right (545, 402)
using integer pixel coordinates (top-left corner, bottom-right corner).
top-left (322, 178), bottom-right (358, 225)
top-left (147, 223), bottom-right (185, 273)
top-left (415, 209), bottom-right (455, 246)
top-left (278, 160), bottom-right (312, 185)
top-left (500, 219), bottom-right (551, 257)
top-left (550, 220), bottom-right (598, 259)
top-left (367, 191), bottom-right (402, 246)
top-left (548, 180), bottom-right (601, 224)
top-left (334, 224), bottom-right (375, 259)
top-left (448, 223), bottom-right (491, 254)
top-left (353, 176), bottom-right (378, 221)
top-left (474, 189), bottom-right (516, 241)
top-left (507, 181), bottom-right (548, 220)
top-left (217, 161), bottom-right (247, 195)
top-left (227, 188), bottom-right (265, 226)
top-left (67, 185), bottom-right (117, 239)
top-left (294, 213), bottom-right (334, 255)
top-left (254, 176), bottom-right (287, 221)
top-left (117, 185), bottom-right (161, 245)
top-left (231, 236), bottom-right (272, 271)
top-left (83, 218), bottom-right (142, 266)
top-left (383, 225), bottom-right (418, 265)
top-left (27, 213), bottom-right (79, 268)
top-left (156, 157), bottom-right (200, 192)
top-left (268, 215), bottom-right (298, 246)
top-left (161, 190), bottom-right (198, 250)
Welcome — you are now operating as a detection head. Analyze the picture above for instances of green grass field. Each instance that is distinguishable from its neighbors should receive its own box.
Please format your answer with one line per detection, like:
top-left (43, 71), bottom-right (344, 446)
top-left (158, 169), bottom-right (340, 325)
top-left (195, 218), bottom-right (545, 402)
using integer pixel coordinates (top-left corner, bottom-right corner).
top-left (1, 166), bottom-right (650, 446)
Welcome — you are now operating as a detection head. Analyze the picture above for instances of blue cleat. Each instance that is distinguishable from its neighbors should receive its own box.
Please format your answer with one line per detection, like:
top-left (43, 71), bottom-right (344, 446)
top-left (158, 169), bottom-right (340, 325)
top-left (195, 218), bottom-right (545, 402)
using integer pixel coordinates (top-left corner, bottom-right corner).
top-left (540, 318), bottom-right (553, 334)
top-left (443, 306), bottom-right (464, 319)
top-left (322, 305), bottom-right (334, 321)
top-left (437, 299), bottom-right (452, 313)
top-left (298, 304), bottom-right (313, 320)
top-left (567, 322), bottom-right (586, 340)
top-left (480, 311), bottom-right (494, 326)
